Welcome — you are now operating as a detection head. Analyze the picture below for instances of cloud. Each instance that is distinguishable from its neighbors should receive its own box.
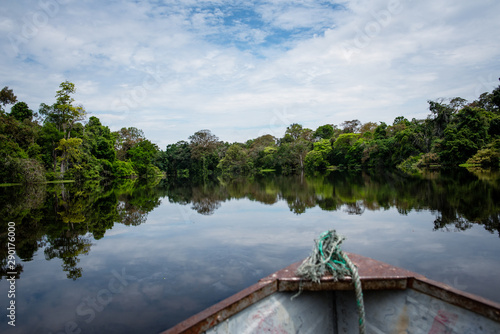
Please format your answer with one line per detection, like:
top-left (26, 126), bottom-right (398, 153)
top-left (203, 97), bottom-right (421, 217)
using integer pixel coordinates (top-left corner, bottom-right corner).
top-left (1, 0), bottom-right (499, 148)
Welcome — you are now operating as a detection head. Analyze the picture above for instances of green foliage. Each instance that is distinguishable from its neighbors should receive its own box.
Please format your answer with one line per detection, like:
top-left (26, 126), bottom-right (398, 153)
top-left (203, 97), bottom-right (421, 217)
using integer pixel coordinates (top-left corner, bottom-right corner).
top-left (56, 137), bottom-right (83, 177)
top-left (161, 141), bottom-right (192, 176)
top-left (397, 155), bottom-right (422, 174)
top-left (418, 152), bottom-right (440, 167)
top-left (1, 157), bottom-right (45, 184)
top-left (38, 122), bottom-right (64, 173)
top-left (3, 82), bottom-right (500, 183)
top-left (0, 86), bottom-right (17, 112)
top-left (83, 117), bottom-right (116, 163)
top-left (218, 144), bottom-right (253, 177)
top-left (114, 127), bottom-right (145, 161)
top-left (39, 81), bottom-right (87, 139)
top-left (305, 150), bottom-right (327, 171)
top-left (438, 107), bottom-right (488, 165)
top-left (374, 122), bottom-right (387, 139)
top-left (305, 139), bottom-right (332, 171)
top-left (331, 133), bottom-right (360, 166)
top-left (189, 129), bottom-right (220, 160)
top-left (113, 160), bottom-right (137, 178)
top-left (10, 102), bottom-right (33, 122)
top-left (466, 142), bottom-right (500, 168)
top-left (127, 139), bottom-right (160, 177)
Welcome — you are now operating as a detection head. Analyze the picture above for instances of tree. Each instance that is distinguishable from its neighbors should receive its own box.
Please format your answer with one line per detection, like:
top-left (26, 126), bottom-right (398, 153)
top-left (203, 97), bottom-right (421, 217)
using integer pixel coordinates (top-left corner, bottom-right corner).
top-left (38, 122), bottom-right (64, 174)
top-left (281, 123), bottom-right (313, 143)
top-left (374, 122), bottom-right (387, 139)
top-left (278, 124), bottom-right (313, 171)
top-left (248, 134), bottom-right (276, 150)
top-left (492, 84), bottom-right (500, 112)
top-left (305, 139), bottom-right (332, 171)
top-left (428, 99), bottom-right (455, 137)
top-left (39, 81), bottom-right (87, 139)
top-left (284, 123), bottom-right (305, 141)
top-left (0, 86), bottom-right (17, 112)
top-left (189, 129), bottom-right (220, 160)
top-left (10, 102), bottom-right (33, 122)
top-left (313, 124), bottom-right (335, 140)
top-left (341, 119), bottom-right (361, 133)
top-left (189, 129), bottom-right (222, 179)
top-left (290, 139), bottom-right (311, 171)
top-left (466, 146), bottom-right (500, 168)
top-left (439, 107), bottom-right (488, 165)
top-left (114, 127), bottom-right (145, 160)
top-left (332, 133), bottom-right (361, 166)
top-left (218, 144), bottom-right (252, 176)
top-left (359, 122), bottom-right (378, 135)
top-left (247, 134), bottom-right (277, 171)
top-left (393, 116), bottom-right (410, 126)
top-left (84, 117), bottom-right (116, 161)
top-left (127, 139), bottom-right (160, 176)
top-left (56, 138), bottom-right (83, 176)
top-left (160, 141), bottom-right (192, 177)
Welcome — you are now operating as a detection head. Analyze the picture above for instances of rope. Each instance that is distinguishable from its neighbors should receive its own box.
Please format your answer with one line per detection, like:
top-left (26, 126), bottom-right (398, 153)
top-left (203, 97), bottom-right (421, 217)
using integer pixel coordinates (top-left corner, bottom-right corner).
top-left (293, 230), bottom-right (366, 334)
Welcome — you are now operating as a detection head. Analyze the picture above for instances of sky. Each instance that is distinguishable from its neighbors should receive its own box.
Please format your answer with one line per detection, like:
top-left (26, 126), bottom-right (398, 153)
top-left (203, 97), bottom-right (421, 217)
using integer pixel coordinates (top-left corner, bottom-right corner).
top-left (1, 0), bottom-right (499, 148)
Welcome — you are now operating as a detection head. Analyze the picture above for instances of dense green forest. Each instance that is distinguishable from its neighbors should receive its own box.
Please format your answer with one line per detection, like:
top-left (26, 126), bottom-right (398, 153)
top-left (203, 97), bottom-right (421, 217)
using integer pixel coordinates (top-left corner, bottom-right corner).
top-left (1, 81), bottom-right (500, 184)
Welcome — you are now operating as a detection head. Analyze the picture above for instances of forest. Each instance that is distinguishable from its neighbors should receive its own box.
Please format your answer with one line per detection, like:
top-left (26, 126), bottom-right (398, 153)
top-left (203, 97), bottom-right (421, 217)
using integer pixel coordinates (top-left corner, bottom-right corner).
top-left (1, 81), bottom-right (500, 184)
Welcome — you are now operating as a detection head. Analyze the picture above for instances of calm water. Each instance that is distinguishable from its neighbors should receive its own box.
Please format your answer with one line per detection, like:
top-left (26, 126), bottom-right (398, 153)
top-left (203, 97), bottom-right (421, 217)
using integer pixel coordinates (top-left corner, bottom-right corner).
top-left (1, 169), bottom-right (500, 333)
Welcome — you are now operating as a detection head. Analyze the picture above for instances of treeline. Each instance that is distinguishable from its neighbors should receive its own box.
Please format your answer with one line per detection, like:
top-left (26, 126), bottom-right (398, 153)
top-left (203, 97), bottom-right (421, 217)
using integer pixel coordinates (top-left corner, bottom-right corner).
top-left (160, 84), bottom-right (500, 178)
top-left (1, 82), bottom-right (500, 184)
top-left (0, 82), bottom-right (162, 183)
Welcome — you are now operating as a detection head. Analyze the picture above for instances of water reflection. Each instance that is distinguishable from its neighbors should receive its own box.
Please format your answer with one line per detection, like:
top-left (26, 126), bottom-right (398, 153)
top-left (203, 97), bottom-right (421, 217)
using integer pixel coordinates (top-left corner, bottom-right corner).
top-left (165, 169), bottom-right (500, 237)
top-left (0, 180), bottom-right (167, 280)
top-left (1, 169), bottom-right (499, 333)
top-left (1, 169), bottom-right (499, 281)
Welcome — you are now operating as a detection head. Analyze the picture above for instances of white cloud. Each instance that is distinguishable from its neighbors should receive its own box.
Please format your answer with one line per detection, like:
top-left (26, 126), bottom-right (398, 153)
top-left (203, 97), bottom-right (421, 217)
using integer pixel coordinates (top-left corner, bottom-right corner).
top-left (1, 0), bottom-right (499, 148)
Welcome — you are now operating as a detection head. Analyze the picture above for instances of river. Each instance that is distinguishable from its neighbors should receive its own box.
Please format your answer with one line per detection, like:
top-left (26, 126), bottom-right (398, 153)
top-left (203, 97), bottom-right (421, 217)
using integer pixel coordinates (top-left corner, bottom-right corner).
top-left (1, 168), bottom-right (499, 333)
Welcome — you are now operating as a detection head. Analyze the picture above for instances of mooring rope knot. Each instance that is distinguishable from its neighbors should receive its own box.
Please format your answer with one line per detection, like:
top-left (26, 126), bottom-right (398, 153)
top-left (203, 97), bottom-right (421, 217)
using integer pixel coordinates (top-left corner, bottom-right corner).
top-left (294, 230), bottom-right (366, 334)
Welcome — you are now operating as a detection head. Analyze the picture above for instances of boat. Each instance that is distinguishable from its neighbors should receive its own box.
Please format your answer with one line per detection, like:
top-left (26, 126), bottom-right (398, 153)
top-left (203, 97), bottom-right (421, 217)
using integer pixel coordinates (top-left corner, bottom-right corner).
top-left (162, 253), bottom-right (500, 333)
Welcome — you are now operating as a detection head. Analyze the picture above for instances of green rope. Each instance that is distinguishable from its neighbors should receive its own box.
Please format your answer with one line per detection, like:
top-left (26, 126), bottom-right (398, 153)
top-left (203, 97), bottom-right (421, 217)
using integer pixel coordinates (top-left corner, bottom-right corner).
top-left (294, 230), bottom-right (366, 334)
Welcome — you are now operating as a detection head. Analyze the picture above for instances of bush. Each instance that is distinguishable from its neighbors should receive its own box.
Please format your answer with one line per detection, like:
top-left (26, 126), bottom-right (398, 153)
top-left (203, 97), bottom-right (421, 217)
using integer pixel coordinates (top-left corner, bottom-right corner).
top-left (466, 148), bottom-right (500, 168)
top-left (113, 160), bottom-right (137, 178)
top-left (1, 157), bottom-right (46, 183)
top-left (418, 152), bottom-right (440, 167)
top-left (397, 155), bottom-right (421, 173)
top-left (305, 150), bottom-right (327, 172)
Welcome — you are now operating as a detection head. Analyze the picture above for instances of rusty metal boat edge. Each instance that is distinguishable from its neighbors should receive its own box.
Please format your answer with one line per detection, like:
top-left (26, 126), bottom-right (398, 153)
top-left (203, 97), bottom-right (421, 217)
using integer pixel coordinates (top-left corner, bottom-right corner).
top-left (161, 252), bottom-right (500, 333)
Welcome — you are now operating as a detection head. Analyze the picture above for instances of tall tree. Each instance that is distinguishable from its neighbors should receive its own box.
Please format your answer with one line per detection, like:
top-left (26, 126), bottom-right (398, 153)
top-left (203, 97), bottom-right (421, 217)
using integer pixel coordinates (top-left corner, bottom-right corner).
top-left (341, 119), bottom-right (361, 133)
top-left (39, 81), bottom-right (87, 139)
top-left (56, 138), bottom-right (83, 176)
top-left (0, 86), bottom-right (17, 112)
top-left (189, 129), bottom-right (222, 180)
top-left (114, 127), bottom-right (145, 160)
top-left (189, 129), bottom-right (220, 160)
top-left (427, 99), bottom-right (455, 137)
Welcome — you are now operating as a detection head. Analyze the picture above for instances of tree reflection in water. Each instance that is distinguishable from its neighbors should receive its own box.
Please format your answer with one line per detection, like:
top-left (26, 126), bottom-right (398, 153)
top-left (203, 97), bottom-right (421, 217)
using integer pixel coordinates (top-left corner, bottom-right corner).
top-left (1, 168), bottom-right (499, 280)
top-left (0, 179), bottom-right (166, 280)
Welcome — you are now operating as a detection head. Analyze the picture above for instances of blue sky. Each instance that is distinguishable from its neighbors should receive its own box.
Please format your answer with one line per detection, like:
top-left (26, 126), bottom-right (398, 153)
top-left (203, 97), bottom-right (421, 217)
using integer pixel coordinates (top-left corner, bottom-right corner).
top-left (1, 0), bottom-right (499, 148)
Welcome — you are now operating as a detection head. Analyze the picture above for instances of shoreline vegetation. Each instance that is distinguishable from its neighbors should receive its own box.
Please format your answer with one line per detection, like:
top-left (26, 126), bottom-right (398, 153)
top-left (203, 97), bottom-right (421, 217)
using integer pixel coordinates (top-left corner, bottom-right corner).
top-left (1, 81), bottom-right (500, 184)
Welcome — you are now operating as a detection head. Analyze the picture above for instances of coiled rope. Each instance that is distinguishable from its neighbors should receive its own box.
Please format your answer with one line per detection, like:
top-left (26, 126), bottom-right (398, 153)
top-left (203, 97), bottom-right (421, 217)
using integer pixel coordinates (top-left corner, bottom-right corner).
top-left (294, 230), bottom-right (366, 334)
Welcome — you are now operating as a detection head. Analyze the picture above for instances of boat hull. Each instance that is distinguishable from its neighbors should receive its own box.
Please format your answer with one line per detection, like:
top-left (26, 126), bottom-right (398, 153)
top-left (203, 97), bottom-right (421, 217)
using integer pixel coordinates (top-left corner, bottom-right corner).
top-left (163, 253), bottom-right (500, 333)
